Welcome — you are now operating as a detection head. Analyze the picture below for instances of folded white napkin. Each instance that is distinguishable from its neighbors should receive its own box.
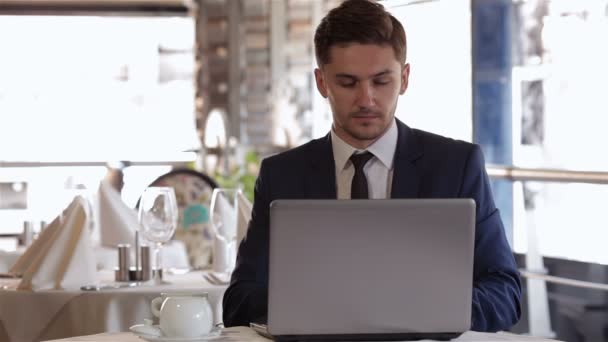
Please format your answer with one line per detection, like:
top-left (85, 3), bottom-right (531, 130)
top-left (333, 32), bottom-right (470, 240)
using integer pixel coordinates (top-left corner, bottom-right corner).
top-left (10, 196), bottom-right (97, 291)
top-left (214, 192), bottom-right (238, 239)
top-left (97, 180), bottom-right (137, 248)
top-left (212, 237), bottom-right (236, 273)
top-left (236, 191), bottom-right (252, 245)
top-left (211, 191), bottom-right (252, 273)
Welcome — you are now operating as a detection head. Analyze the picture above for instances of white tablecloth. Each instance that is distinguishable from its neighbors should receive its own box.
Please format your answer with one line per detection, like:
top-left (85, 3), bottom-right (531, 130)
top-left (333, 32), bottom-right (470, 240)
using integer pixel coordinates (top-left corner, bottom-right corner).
top-left (0, 270), bottom-right (228, 342)
top-left (42, 327), bottom-right (563, 342)
top-left (0, 249), bottom-right (23, 273)
top-left (43, 326), bottom-right (268, 342)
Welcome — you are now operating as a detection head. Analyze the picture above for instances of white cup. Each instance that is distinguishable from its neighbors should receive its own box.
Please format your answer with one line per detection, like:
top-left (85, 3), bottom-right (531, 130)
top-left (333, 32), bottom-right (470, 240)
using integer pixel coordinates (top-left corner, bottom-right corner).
top-left (151, 292), bottom-right (213, 338)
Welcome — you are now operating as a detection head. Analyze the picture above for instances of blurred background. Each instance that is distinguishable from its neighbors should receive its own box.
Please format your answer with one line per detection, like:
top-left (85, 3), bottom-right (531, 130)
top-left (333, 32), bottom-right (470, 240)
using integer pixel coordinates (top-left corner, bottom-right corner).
top-left (1, 0), bottom-right (607, 340)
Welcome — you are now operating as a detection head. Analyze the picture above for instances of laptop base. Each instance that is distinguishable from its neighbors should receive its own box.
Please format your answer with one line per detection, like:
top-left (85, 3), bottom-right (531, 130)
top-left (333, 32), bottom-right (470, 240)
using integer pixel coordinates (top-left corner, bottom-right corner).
top-left (273, 332), bottom-right (463, 341)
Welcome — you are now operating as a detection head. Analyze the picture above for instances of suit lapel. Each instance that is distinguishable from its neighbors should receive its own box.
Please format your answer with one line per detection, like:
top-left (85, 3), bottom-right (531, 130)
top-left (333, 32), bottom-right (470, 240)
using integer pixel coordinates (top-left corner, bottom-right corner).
top-left (391, 120), bottom-right (423, 199)
top-left (304, 134), bottom-right (337, 199)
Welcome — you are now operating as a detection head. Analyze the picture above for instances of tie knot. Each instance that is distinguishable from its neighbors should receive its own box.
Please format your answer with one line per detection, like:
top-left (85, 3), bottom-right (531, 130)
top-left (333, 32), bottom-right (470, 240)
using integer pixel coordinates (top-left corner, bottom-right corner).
top-left (350, 151), bottom-right (374, 171)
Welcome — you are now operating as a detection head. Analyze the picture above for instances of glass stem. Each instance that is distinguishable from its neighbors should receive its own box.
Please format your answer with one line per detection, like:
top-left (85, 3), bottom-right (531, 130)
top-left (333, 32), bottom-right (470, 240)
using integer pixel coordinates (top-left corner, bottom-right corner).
top-left (154, 242), bottom-right (162, 284)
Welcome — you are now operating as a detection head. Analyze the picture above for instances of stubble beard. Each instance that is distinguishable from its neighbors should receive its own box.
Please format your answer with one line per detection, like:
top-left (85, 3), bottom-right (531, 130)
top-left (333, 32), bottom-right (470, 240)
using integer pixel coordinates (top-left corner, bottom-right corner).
top-left (335, 114), bottom-right (391, 147)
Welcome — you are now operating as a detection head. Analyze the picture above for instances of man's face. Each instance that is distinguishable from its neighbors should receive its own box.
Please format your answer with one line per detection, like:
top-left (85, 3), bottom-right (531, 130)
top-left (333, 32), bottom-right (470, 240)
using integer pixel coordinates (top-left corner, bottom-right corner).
top-left (315, 44), bottom-right (410, 149)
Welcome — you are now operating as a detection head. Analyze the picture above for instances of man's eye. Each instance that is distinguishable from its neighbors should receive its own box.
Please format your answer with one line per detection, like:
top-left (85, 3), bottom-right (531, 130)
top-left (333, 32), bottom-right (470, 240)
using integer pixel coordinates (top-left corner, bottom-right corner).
top-left (374, 78), bottom-right (390, 85)
top-left (338, 81), bottom-right (356, 87)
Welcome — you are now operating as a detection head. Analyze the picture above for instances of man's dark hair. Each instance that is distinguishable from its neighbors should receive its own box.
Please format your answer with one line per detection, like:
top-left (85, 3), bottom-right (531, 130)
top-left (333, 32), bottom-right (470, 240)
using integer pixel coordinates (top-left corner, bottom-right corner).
top-left (314, 0), bottom-right (407, 66)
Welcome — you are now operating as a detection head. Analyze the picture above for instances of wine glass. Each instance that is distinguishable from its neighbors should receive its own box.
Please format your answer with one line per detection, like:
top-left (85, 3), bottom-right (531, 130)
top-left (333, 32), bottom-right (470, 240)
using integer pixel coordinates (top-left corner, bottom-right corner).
top-left (138, 187), bottom-right (178, 285)
top-left (209, 188), bottom-right (241, 274)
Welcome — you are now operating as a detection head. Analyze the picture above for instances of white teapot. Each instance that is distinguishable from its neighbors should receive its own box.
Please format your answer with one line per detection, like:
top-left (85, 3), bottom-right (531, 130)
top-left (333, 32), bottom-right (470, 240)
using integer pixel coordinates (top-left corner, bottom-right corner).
top-left (151, 292), bottom-right (213, 338)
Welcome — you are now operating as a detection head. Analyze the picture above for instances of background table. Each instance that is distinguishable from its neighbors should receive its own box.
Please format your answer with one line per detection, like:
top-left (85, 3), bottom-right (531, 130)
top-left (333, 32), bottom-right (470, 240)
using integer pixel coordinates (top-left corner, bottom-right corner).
top-left (0, 270), bottom-right (228, 342)
top-left (0, 241), bottom-right (190, 273)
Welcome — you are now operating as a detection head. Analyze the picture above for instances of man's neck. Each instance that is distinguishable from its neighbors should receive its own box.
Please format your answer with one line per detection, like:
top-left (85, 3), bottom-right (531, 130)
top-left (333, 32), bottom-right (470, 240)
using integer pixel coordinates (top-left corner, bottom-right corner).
top-left (331, 123), bottom-right (391, 150)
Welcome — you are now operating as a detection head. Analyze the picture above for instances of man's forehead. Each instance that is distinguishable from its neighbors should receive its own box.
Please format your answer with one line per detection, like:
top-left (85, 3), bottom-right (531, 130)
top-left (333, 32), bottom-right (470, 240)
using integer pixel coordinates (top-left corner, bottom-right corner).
top-left (334, 69), bottom-right (394, 79)
top-left (324, 63), bottom-right (400, 78)
top-left (322, 44), bottom-right (402, 74)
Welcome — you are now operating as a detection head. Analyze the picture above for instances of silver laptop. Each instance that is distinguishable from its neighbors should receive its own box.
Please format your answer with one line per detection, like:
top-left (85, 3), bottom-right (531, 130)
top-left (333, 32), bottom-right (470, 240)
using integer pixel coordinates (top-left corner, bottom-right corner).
top-left (266, 199), bottom-right (475, 341)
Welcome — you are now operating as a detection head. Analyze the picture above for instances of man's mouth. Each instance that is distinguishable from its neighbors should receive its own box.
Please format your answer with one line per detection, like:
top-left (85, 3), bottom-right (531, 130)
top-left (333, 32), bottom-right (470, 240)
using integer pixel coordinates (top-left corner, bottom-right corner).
top-left (352, 114), bottom-right (379, 120)
top-left (351, 111), bottom-right (380, 119)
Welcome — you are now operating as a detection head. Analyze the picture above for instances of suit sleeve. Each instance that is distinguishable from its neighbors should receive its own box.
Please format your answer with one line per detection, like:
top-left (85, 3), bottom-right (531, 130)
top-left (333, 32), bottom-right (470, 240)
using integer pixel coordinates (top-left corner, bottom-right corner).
top-left (460, 145), bottom-right (522, 332)
top-left (222, 160), bottom-right (271, 327)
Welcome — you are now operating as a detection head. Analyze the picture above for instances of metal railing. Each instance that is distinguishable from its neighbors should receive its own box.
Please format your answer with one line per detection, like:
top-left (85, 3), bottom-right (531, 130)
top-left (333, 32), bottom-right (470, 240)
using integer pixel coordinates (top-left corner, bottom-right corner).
top-left (520, 269), bottom-right (608, 292)
top-left (0, 160), bottom-right (190, 168)
top-left (486, 165), bottom-right (608, 185)
top-left (486, 164), bottom-right (608, 291)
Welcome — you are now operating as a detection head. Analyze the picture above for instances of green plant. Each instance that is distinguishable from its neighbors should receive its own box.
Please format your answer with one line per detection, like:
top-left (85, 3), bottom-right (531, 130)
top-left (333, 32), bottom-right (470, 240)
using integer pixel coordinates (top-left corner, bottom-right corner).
top-left (212, 150), bottom-right (259, 202)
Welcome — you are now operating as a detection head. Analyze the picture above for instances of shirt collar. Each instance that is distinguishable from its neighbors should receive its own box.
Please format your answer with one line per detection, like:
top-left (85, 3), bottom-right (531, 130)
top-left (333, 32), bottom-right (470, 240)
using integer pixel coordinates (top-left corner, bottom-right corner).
top-left (367, 118), bottom-right (397, 169)
top-left (331, 118), bottom-right (398, 171)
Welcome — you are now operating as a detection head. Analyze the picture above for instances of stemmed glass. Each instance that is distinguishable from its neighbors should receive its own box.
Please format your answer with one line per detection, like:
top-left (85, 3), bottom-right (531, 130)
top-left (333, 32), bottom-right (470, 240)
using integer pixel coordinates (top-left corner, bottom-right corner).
top-left (138, 187), bottom-right (178, 285)
top-left (209, 188), bottom-right (241, 274)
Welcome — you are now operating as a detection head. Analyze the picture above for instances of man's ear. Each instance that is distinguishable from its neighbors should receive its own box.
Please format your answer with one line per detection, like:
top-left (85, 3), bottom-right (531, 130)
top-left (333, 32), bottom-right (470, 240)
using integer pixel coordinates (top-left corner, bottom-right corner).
top-left (314, 68), bottom-right (328, 98)
top-left (399, 63), bottom-right (410, 95)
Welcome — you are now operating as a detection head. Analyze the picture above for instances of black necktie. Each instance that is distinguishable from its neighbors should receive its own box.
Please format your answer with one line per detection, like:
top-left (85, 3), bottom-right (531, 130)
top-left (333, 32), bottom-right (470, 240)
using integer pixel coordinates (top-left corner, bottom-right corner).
top-left (350, 151), bottom-right (374, 199)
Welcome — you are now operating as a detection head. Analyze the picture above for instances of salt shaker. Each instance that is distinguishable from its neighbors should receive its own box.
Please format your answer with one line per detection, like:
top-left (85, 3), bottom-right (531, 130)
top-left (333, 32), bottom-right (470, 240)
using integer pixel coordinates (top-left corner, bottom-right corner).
top-left (21, 221), bottom-right (34, 247)
top-left (115, 244), bottom-right (131, 282)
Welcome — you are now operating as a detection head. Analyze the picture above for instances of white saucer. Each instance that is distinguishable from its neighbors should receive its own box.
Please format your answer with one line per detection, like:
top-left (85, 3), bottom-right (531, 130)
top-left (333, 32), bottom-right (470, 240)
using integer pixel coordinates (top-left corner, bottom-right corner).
top-left (130, 325), bottom-right (221, 342)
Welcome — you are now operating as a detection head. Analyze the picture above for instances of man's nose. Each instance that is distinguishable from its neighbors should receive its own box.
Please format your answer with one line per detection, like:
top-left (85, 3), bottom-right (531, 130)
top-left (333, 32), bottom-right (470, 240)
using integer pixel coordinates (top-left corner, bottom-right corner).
top-left (355, 83), bottom-right (375, 108)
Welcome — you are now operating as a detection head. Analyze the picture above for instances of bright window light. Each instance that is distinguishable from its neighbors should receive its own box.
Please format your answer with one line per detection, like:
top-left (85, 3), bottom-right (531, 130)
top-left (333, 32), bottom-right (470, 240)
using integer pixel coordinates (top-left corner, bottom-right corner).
top-left (0, 15), bottom-right (198, 162)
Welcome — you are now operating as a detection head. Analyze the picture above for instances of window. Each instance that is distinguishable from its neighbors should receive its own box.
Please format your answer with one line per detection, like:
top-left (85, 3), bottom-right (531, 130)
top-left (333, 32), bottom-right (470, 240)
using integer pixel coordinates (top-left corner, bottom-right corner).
top-left (0, 15), bottom-right (198, 162)
top-left (0, 15), bottom-right (198, 234)
top-left (512, 1), bottom-right (608, 264)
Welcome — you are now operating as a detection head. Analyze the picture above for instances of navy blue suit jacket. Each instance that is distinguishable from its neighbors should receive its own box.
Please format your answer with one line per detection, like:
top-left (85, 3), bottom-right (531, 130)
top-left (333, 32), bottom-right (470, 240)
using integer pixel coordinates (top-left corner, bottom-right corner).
top-left (222, 119), bottom-right (521, 332)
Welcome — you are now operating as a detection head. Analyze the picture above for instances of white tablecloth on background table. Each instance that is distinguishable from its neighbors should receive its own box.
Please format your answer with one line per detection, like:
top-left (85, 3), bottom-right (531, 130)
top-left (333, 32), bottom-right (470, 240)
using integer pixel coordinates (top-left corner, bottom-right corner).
top-left (0, 270), bottom-right (228, 342)
top-left (0, 249), bottom-right (24, 273)
top-left (41, 327), bottom-right (564, 342)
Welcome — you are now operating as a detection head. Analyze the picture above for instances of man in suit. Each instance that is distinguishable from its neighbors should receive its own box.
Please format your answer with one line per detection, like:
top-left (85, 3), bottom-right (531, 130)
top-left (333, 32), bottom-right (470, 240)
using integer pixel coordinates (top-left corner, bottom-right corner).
top-left (223, 0), bottom-right (521, 332)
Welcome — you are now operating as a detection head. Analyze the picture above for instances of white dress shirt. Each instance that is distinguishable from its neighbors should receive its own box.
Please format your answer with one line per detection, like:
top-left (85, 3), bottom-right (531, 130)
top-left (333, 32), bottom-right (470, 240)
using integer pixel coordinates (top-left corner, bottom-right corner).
top-left (331, 119), bottom-right (397, 199)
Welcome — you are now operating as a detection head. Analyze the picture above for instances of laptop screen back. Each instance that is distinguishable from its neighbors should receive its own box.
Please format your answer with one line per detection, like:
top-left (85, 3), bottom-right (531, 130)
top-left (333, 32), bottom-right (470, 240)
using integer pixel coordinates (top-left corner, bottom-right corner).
top-left (268, 199), bottom-right (475, 337)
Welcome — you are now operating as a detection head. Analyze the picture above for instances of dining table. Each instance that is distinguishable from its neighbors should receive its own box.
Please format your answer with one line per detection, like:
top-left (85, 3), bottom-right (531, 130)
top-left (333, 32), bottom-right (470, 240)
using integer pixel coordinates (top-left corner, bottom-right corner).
top-left (0, 269), bottom-right (229, 342)
top-left (42, 326), bottom-right (565, 342)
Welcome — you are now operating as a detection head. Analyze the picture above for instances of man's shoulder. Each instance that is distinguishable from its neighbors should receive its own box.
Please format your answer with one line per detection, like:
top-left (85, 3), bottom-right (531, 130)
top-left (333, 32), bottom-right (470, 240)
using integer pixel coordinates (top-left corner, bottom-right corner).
top-left (262, 136), bottom-right (328, 167)
top-left (410, 127), bottom-right (478, 157)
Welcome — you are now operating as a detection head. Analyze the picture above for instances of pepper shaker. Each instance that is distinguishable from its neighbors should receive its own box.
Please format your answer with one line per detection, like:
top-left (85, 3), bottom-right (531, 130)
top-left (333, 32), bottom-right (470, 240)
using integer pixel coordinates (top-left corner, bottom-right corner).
top-left (140, 245), bottom-right (151, 281)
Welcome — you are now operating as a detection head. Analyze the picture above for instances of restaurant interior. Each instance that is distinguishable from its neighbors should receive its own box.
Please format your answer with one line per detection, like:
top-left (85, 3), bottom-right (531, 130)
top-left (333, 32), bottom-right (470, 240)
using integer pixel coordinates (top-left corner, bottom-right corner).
top-left (1, 0), bottom-right (608, 341)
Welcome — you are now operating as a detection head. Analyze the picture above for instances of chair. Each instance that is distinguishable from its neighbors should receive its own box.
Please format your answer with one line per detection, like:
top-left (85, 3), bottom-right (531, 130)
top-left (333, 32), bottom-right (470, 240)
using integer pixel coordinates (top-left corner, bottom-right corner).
top-left (145, 169), bottom-right (219, 269)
